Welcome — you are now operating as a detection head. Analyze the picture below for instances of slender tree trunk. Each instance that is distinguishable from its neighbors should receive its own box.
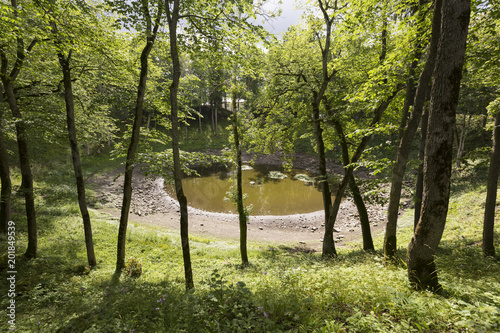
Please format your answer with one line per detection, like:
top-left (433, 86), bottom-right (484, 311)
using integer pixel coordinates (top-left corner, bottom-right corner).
top-left (414, 105), bottom-right (429, 229)
top-left (407, 0), bottom-right (470, 291)
top-left (397, 0), bottom-right (429, 139)
top-left (58, 51), bottom-right (97, 267)
top-left (0, 84), bottom-right (12, 233)
top-left (0, 0), bottom-right (38, 258)
top-left (455, 114), bottom-right (471, 168)
top-left (3, 81), bottom-right (37, 258)
top-left (384, 0), bottom-right (440, 260)
top-left (312, 100), bottom-right (332, 232)
top-left (0, 129), bottom-right (11, 234)
top-left (232, 94), bottom-right (248, 265)
top-left (483, 108), bottom-right (500, 257)
top-left (198, 105), bottom-right (203, 134)
top-left (349, 178), bottom-right (374, 251)
top-left (215, 104), bottom-right (219, 138)
top-left (167, 0), bottom-right (194, 290)
top-left (332, 118), bottom-right (373, 251)
top-left (323, 86), bottom-right (402, 257)
top-left (211, 101), bottom-right (215, 132)
top-left (116, 5), bottom-right (162, 272)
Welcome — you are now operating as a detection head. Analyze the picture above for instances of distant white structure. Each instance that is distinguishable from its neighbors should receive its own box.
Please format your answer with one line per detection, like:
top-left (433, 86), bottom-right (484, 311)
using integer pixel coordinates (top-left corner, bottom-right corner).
top-left (222, 98), bottom-right (245, 111)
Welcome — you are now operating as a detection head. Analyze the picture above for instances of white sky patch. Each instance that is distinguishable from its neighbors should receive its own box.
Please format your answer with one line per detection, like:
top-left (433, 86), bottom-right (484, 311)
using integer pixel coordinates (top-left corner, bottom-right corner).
top-left (259, 0), bottom-right (304, 36)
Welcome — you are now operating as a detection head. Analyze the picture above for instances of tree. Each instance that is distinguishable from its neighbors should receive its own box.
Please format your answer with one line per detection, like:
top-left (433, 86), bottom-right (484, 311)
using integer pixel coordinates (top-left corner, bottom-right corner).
top-left (164, 0), bottom-right (265, 287)
top-left (483, 101), bottom-right (500, 257)
top-left (0, 81), bottom-right (12, 234)
top-left (255, 0), bottom-right (408, 257)
top-left (0, 0), bottom-right (41, 258)
top-left (464, 0), bottom-right (500, 258)
top-left (231, 82), bottom-right (249, 265)
top-left (165, 0), bottom-right (194, 289)
top-left (407, 0), bottom-right (470, 291)
top-left (37, 0), bottom-right (118, 268)
top-left (110, 0), bottom-right (164, 272)
top-left (384, 0), bottom-right (436, 260)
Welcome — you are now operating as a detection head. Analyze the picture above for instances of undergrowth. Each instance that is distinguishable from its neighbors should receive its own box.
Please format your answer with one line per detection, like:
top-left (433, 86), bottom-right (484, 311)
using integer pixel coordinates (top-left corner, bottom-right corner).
top-left (0, 153), bottom-right (499, 332)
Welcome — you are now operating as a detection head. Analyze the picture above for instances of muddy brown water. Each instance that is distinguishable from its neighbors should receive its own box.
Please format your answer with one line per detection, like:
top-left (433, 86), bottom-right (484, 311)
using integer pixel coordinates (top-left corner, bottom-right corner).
top-left (165, 164), bottom-right (334, 215)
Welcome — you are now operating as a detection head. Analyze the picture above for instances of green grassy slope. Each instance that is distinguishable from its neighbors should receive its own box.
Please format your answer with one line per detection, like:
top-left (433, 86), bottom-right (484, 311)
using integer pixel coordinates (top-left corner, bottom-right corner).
top-left (0, 152), bottom-right (499, 332)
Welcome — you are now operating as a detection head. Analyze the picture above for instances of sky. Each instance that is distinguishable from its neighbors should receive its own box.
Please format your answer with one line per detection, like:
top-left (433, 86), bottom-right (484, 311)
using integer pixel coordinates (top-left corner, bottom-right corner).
top-left (259, 0), bottom-right (304, 36)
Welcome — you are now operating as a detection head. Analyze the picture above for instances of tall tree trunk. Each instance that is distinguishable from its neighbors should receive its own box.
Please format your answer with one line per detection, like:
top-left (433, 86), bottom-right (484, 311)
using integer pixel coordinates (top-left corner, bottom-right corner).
top-left (414, 104), bottom-right (429, 229)
top-left (483, 108), bottom-right (500, 257)
top-left (0, 0), bottom-right (38, 259)
top-left (323, 85), bottom-right (402, 257)
top-left (116, 4), bottom-right (162, 272)
top-left (211, 101), bottom-right (215, 132)
top-left (332, 118), bottom-right (373, 251)
top-left (214, 104), bottom-right (219, 138)
top-left (349, 178), bottom-right (374, 251)
top-left (407, 0), bottom-right (470, 291)
top-left (198, 105), bottom-right (203, 134)
top-left (232, 94), bottom-right (248, 265)
top-left (0, 84), bottom-right (12, 234)
top-left (3, 81), bottom-right (37, 258)
top-left (397, 0), bottom-right (429, 139)
top-left (312, 100), bottom-right (332, 234)
top-left (167, 0), bottom-right (194, 290)
top-left (454, 114), bottom-right (471, 168)
top-left (384, 0), bottom-right (440, 260)
top-left (58, 50), bottom-right (97, 267)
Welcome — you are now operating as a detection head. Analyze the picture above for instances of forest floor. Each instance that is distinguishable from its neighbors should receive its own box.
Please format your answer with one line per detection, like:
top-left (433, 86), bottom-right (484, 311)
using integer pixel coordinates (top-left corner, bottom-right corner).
top-left (89, 151), bottom-right (407, 251)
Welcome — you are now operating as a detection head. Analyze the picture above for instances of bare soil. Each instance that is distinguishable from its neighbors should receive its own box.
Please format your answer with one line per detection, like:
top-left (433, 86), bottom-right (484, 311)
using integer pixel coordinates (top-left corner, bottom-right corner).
top-left (89, 152), bottom-right (393, 252)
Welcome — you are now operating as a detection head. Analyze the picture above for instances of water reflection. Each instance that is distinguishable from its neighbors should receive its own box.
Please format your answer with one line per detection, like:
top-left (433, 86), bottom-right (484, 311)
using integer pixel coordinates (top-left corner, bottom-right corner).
top-left (165, 164), bottom-right (333, 215)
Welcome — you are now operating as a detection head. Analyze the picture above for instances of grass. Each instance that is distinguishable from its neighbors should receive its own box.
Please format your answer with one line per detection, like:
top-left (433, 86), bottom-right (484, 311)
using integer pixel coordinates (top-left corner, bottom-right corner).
top-left (1, 145), bottom-right (500, 332)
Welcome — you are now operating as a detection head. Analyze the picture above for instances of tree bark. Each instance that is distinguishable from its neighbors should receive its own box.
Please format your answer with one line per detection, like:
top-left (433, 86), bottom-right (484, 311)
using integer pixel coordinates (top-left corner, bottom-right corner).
top-left (312, 100), bottom-right (332, 233)
top-left (483, 108), bottom-right (500, 257)
top-left (407, 0), bottom-right (470, 291)
top-left (384, 0), bottom-right (440, 260)
top-left (0, 15), bottom-right (38, 257)
top-left (232, 94), bottom-right (248, 265)
top-left (214, 103), bottom-right (219, 138)
top-left (331, 118), bottom-right (373, 251)
top-left (349, 178), bottom-right (374, 251)
top-left (58, 50), bottom-right (97, 267)
top-left (116, 2), bottom-right (162, 272)
top-left (3, 80), bottom-right (37, 258)
top-left (323, 86), bottom-right (402, 257)
top-left (167, 0), bottom-right (194, 290)
top-left (198, 105), bottom-right (203, 134)
top-left (0, 84), bottom-right (12, 234)
top-left (414, 104), bottom-right (429, 229)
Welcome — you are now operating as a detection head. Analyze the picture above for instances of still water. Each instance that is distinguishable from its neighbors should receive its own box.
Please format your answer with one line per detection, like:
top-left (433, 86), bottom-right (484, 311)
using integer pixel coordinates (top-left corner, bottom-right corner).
top-left (166, 164), bottom-right (329, 215)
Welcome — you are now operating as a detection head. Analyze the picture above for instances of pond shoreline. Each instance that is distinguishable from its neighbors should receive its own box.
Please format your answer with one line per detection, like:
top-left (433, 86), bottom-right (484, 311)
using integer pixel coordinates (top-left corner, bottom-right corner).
top-left (90, 151), bottom-right (391, 251)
